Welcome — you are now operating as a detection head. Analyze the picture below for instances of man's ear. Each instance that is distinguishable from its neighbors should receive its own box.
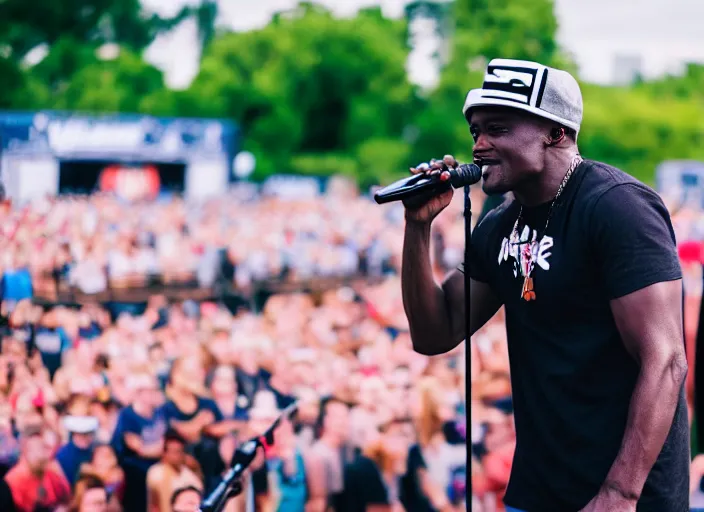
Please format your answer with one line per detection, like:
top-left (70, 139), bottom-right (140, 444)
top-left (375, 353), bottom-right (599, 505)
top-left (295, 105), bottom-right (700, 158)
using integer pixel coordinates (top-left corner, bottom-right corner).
top-left (547, 127), bottom-right (565, 146)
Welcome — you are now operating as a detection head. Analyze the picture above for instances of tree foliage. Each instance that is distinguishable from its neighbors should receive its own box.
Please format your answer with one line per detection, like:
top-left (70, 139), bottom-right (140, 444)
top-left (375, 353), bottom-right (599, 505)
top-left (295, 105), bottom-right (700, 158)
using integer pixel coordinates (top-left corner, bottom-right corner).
top-left (1, 0), bottom-right (702, 186)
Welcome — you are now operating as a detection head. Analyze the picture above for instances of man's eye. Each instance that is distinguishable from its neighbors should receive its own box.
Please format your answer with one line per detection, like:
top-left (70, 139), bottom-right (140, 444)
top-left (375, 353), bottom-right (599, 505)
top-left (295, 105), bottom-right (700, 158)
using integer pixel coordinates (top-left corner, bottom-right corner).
top-left (488, 125), bottom-right (506, 133)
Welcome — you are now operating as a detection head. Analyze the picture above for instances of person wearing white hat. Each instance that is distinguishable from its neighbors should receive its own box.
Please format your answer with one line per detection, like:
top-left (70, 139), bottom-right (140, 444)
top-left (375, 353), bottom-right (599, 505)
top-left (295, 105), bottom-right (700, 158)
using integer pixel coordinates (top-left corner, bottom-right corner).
top-left (55, 416), bottom-right (100, 487)
top-left (401, 58), bottom-right (688, 511)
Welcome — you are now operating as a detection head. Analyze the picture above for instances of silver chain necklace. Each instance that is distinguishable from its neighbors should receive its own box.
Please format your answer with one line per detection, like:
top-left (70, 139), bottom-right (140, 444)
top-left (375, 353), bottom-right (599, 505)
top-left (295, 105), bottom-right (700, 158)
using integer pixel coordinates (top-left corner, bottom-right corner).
top-left (510, 154), bottom-right (583, 301)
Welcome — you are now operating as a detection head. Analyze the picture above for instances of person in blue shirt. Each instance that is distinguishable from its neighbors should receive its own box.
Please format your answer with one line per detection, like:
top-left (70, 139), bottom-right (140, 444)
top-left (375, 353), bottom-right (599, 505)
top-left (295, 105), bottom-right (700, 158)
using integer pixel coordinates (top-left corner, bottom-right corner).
top-left (1, 255), bottom-right (33, 305)
top-left (267, 418), bottom-right (308, 512)
top-left (33, 310), bottom-right (72, 380)
top-left (55, 416), bottom-right (99, 487)
top-left (161, 356), bottom-right (225, 492)
top-left (111, 373), bottom-right (167, 512)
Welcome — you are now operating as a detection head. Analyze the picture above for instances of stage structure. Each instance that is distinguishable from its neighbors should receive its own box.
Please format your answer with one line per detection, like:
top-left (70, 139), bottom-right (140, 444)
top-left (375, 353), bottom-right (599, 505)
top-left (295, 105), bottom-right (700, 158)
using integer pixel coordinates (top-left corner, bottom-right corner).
top-left (0, 111), bottom-right (239, 203)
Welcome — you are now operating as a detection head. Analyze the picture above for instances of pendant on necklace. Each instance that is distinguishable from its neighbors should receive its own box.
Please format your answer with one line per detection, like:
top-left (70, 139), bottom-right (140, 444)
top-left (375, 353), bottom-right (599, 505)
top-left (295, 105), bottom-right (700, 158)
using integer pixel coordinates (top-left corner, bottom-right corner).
top-left (521, 276), bottom-right (536, 301)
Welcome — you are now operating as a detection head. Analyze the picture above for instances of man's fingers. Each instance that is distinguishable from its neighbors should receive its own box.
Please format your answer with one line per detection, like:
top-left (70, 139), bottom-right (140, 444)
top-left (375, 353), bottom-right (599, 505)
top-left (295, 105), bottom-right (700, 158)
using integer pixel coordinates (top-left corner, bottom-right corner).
top-left (411, 158), bottom-right (456, 175)
top-left (430, 160), bottom-right (443, 171)
top-left (443, 154), bottom-right (457, 168)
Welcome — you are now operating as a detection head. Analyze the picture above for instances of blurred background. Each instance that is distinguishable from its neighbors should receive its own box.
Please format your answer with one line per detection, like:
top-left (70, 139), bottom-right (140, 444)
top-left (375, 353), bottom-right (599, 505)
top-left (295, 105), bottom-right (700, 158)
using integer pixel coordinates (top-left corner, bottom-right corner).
top-left (0, 1), bottom-right (702, 511)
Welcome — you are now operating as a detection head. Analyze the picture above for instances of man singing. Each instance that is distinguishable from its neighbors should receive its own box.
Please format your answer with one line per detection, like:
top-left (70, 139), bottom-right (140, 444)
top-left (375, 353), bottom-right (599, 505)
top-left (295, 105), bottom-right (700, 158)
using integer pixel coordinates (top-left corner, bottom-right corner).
top-left (401, 58), bottom-right (689, 511)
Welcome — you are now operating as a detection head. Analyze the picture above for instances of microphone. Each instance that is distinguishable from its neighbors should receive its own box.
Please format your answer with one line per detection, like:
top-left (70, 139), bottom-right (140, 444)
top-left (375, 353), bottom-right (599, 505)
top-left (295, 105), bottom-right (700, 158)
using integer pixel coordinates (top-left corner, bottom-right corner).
top-left (373, 163), bottom-right (482, 209)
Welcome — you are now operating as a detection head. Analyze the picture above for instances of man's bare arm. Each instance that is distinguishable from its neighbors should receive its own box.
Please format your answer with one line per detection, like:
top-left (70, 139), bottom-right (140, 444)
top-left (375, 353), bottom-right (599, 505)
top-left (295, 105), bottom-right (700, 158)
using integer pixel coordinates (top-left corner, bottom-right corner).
top-left (444, 268), bottom-right (502, 345)
top-left (601, 279), bottom-right (687, 500)
top-left (402, 217), bottom-right (501, 355)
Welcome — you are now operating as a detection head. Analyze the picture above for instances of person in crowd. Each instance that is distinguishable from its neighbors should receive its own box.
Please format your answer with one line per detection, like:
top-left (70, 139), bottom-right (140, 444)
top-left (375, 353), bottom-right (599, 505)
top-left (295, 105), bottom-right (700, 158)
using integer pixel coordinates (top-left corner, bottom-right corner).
top-left (291, 387), bottom-right (319, 452)
top-left (170, 486), bottom-right (202, 512)
top-left (305, 396), bottom-right (355, 512)
top-left (146, 429), bottom-right (203, 512)
top-left (402, 377), bottom-right (466, 512)
top-left (78, 443), bottom-right (125, 506)
top-left (234, 348), bottom-right (270, 406)
top-left (68, 473), bottom-right (109, 512)
top-left (4, 425), bottom-right (72, 512)
top-left (202, 365), bottom-right (248, 491)
top-left (111, 373), bottom-right (166, 512)
top-left (267, 417), bottom-right (307, 511)
top-left (162, 356), bottom-right (227, 491)
top-left (162, 357), bottom-right (218, 447)
top-left (208, 365), bottom-right (249, 426)
top-left (56, 416), bottom-right (100, 487)
top-left (246, 390), bottom-right (286, 512)
top-left (339, 418), bottom-right (410, 512)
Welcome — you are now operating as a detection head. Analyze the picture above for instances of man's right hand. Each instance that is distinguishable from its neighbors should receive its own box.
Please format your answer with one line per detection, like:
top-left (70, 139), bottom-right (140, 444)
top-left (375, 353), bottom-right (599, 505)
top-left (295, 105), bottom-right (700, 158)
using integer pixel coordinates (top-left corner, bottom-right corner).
top-left (405, 154), bottom-right (458, 224)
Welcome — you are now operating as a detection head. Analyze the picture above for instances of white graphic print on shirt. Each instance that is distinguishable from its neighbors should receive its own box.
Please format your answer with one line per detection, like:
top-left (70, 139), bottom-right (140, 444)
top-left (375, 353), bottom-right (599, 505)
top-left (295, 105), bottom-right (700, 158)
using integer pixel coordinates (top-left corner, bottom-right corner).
top-left (497, 224), bottom-right (553, 278)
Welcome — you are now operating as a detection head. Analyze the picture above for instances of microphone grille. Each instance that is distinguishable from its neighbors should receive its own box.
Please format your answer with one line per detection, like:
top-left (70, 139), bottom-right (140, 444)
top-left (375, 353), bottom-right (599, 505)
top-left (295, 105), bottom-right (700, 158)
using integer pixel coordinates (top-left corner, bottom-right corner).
top-left (455, 163), bottom-right (482, 186)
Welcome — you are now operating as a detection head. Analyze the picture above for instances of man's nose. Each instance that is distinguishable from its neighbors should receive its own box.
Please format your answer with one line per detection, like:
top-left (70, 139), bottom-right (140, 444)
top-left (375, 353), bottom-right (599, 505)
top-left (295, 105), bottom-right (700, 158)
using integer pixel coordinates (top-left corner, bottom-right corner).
top-left (473, 133), bottom-right (491, 153)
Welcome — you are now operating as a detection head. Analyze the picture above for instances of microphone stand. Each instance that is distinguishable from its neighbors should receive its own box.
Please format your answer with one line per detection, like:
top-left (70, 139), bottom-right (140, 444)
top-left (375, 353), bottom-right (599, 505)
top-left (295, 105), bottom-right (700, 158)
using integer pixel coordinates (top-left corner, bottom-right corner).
top-left (199, 402), bottom-right (298, 512)
top-left (199, 443), bottom-right (251, 512)
top-left (463, 184), bottom-right (473, 504)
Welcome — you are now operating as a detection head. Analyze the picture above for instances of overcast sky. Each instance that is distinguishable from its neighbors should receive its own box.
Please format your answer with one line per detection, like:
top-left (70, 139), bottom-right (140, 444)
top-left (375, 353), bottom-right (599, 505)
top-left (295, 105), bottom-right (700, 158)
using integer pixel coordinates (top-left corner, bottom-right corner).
top-left (141, 0), bottom-right (704, 88)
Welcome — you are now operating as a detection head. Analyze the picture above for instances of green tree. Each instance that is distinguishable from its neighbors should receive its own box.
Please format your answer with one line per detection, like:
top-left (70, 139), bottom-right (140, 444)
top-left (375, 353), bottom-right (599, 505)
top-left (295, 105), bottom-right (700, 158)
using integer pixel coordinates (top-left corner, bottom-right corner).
top-left (412, 0), bottom-right (704, 186)
top-left (452, 0), bottom-right (561, 66)
top-left (407, 0), bottom-right (570, 171)
top-left (578, 83), bottom-right (704, 183)
top-left (0, 0), bottom-right (204, 59)
top-left (186, 3), bottom-right (416, 184)
top-left (36, 47), bottom-right (166, 114)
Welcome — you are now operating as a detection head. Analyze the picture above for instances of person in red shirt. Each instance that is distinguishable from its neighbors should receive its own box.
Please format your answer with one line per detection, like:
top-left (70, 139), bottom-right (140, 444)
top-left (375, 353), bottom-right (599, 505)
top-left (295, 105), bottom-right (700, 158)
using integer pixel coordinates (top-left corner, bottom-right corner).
top-left (4, 425), bottom-right (71, 512)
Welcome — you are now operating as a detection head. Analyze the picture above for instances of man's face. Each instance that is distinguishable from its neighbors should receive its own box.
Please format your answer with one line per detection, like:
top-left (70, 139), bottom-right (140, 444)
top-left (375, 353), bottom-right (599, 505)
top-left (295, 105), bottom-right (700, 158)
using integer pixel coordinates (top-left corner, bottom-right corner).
top-left (325, 402), bottom-right (350, 439)
top-left (469, 107), bottom-right (550, 195)
top-left (135, 380), bottom-right (162, 407)
top-left (23, 435), bottom-right (49, 474)
top-left (72, 432), bottom-right (95, 450)
top-left (81, 487), bottom-right (108, 512)
top-left (175, 358), bottom-right (205, 394)
top-left (172, 489), bottom-right (201, 512)
top-left (163, 439), bottom-right (185, 467)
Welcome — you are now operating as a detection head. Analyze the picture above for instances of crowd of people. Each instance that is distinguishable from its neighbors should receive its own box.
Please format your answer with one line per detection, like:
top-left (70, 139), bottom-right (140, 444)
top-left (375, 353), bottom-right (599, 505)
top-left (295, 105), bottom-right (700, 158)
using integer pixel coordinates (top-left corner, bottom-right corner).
top-left (0, 178), bottom-right (475, 512)
top-left (0, 175), bottom-right (702, 511)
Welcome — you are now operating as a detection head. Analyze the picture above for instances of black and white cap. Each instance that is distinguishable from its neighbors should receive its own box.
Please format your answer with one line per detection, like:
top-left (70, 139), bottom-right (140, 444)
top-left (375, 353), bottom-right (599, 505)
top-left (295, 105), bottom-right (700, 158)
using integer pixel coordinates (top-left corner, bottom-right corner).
top-left (463, 58), bottom-right (583, 132)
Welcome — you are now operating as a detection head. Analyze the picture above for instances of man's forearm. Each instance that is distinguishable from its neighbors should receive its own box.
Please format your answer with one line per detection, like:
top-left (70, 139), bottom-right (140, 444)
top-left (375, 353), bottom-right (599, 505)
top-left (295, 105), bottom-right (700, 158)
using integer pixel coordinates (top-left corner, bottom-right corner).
top-left (204, 420), bottom-right (244, 438)
top-left (401, 220), bottom-right (454, 354)
top-left (603, 353), bottom-right (687, 499)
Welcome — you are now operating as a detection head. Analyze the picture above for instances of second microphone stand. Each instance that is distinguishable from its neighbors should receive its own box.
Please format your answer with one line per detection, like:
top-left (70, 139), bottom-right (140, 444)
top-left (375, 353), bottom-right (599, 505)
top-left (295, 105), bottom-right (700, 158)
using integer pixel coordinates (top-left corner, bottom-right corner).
top-left (199, 402), bottom-right (298, 512)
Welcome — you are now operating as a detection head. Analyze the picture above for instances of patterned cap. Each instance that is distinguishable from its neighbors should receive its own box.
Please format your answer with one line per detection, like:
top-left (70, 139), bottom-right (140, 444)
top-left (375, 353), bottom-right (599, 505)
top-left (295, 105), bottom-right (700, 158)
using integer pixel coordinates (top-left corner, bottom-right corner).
top-left (463, 58), bottom-right (583, 132)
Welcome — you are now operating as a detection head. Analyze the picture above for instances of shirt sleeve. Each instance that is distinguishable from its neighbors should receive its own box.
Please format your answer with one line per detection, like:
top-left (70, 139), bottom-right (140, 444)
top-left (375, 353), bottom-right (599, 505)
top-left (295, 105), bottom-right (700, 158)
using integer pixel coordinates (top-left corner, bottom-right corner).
top-left (121, 409), bottom-right (140, 435)
top-left (202, 398), bottom-right (224, 422)
top-left (590, 183), bottom-right (682, 299)
top-left (161, 402), bottom-right (178, 423)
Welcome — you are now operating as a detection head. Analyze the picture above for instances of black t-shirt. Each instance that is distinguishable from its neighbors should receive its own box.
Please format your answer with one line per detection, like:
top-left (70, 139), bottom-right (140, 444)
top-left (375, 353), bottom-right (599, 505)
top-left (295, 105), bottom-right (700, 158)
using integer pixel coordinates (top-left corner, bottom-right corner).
top-left (270, 386), bottom-right (296, 410)
top-left (338, 455), bottom-right (390, 512)
top-left (162, 397), bottom-right (223, 425)
top-left (400, 445), bottom-right (435, 512)
top-left (465, 160), bottom-right (689, 511)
